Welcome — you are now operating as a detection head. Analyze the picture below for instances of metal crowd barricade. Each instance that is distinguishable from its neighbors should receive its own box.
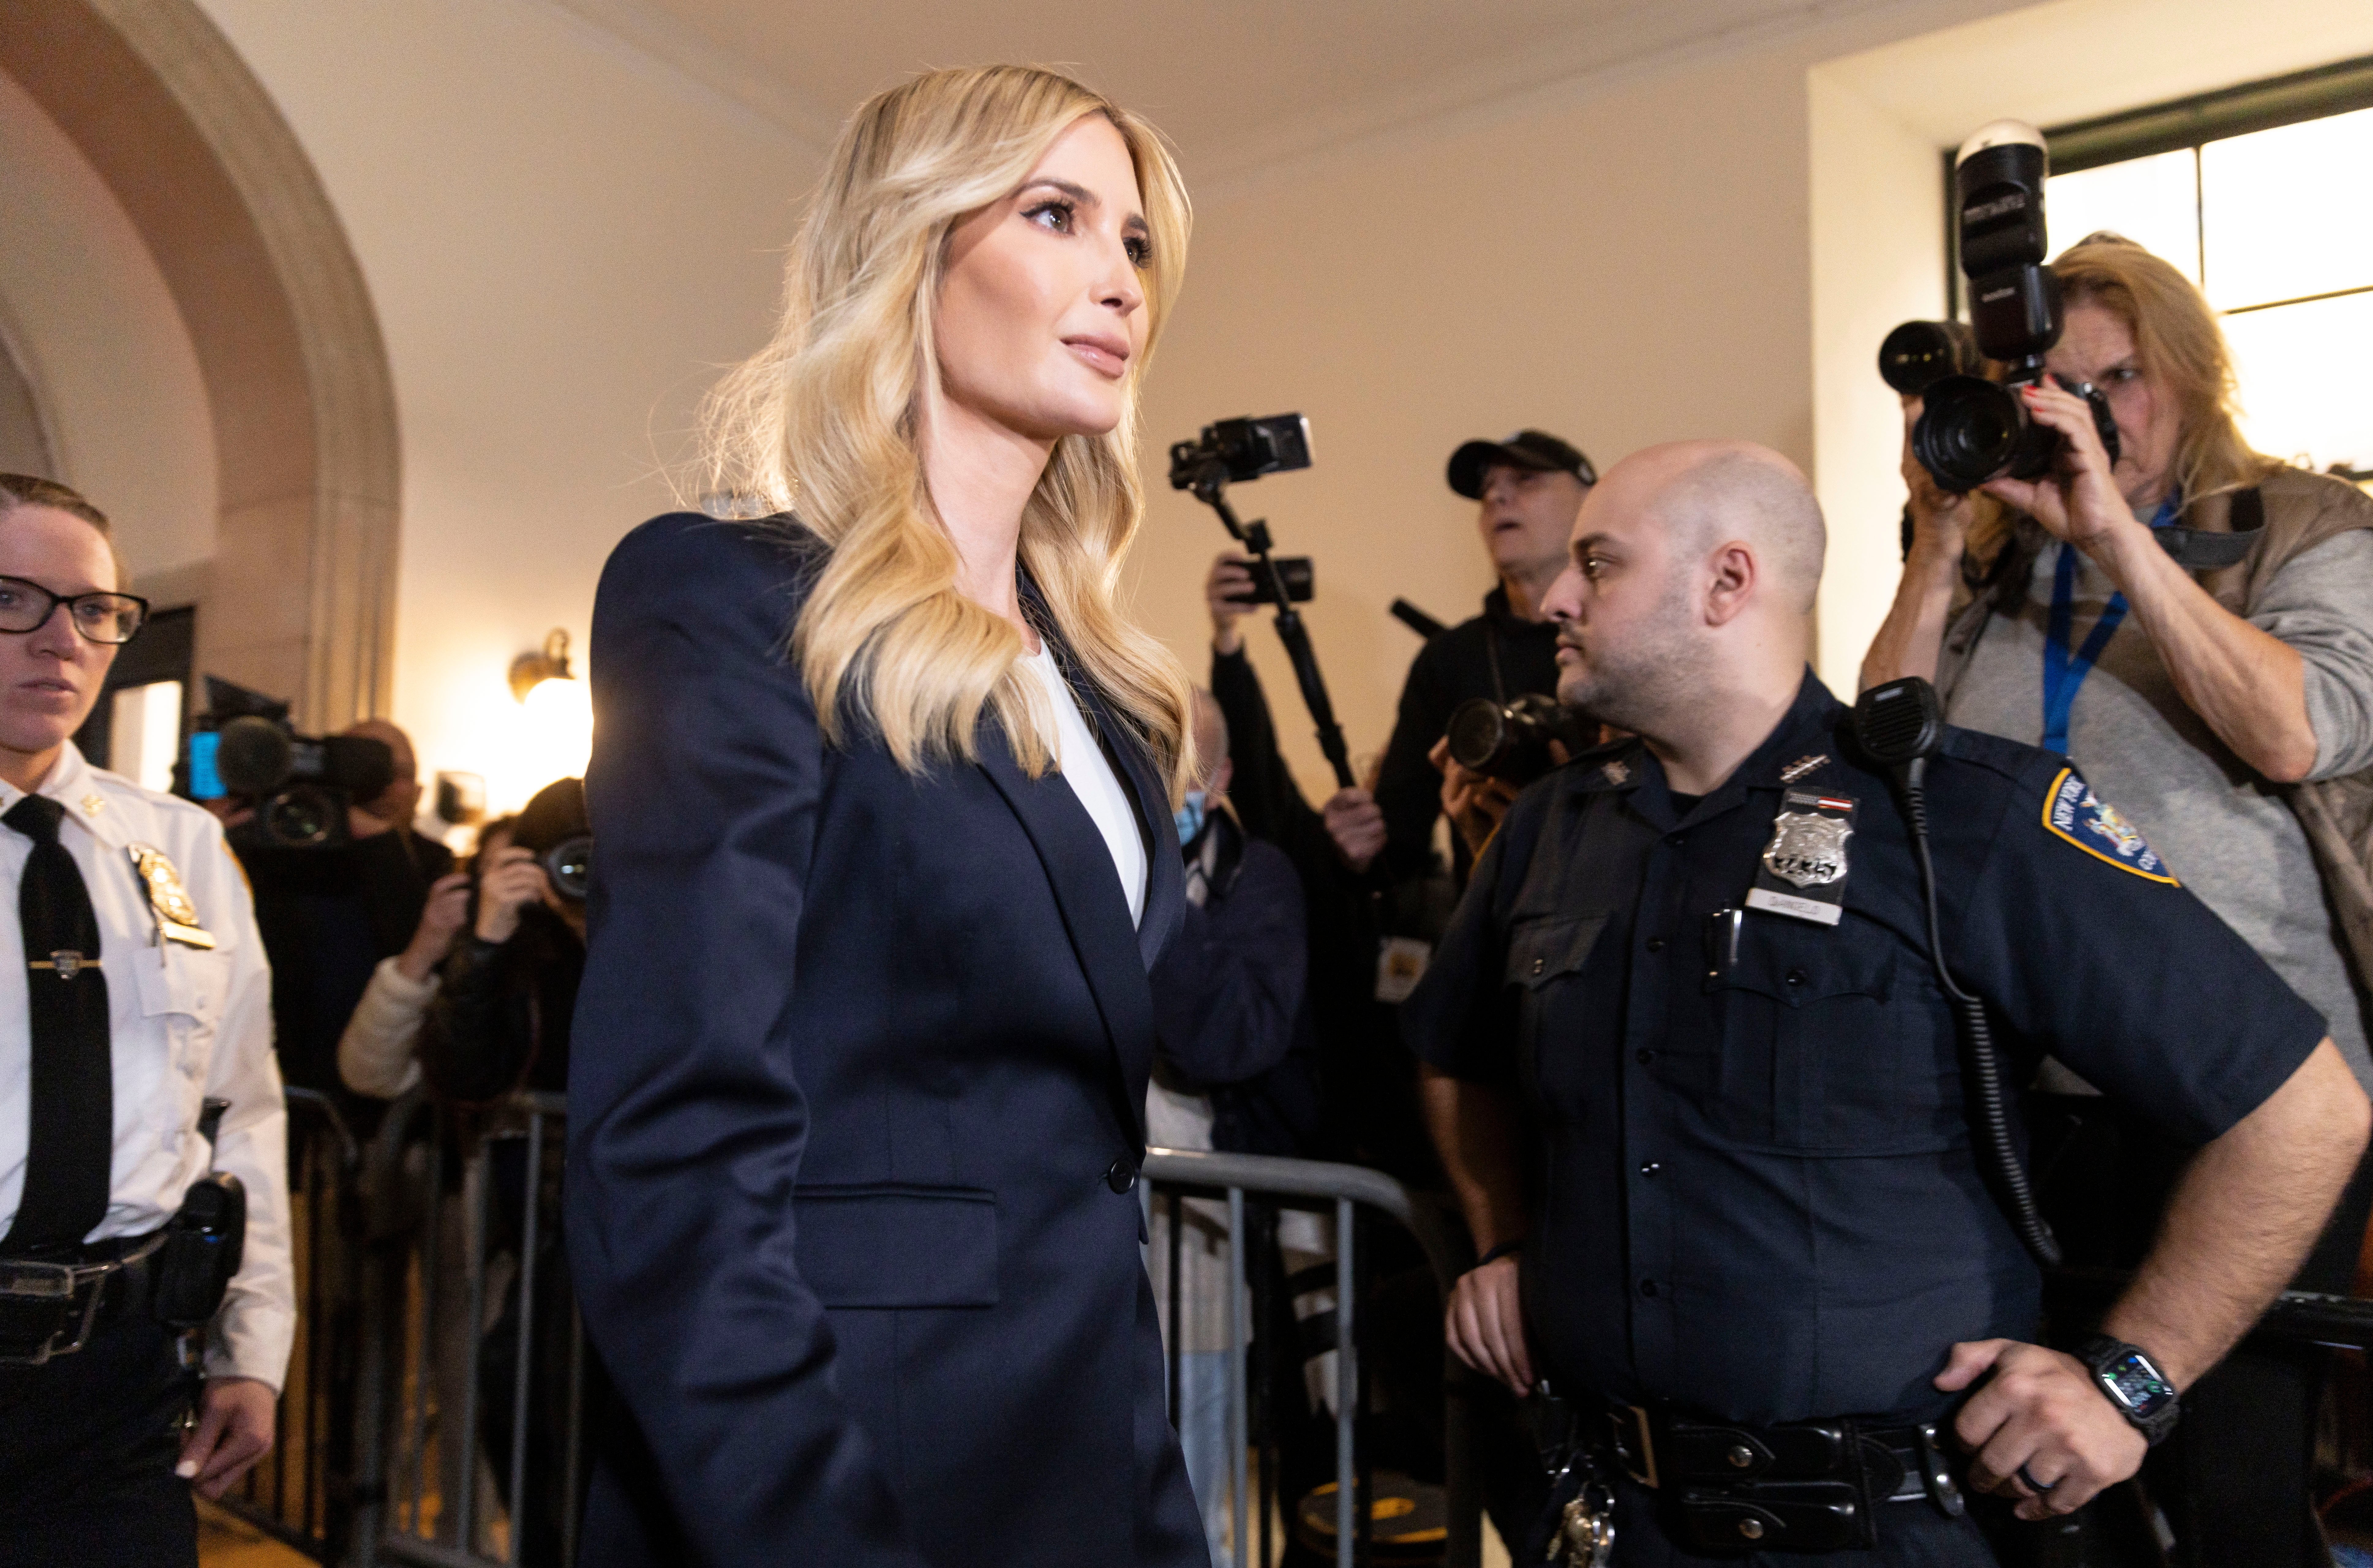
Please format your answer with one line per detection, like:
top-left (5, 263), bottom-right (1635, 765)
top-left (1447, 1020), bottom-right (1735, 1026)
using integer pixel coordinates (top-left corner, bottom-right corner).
top-left (351, 1089), bottom-right (585, 1568)
top-left (1142, 1147), bottom-right (1482, 1568)
top-left (216, 1085), bottom-right (365, 1561)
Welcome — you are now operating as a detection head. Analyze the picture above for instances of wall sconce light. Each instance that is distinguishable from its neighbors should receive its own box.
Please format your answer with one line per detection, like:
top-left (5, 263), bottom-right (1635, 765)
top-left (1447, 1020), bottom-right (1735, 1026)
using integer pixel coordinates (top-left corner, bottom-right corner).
top-left (509, 627), bottom-right (593, 790)
top-left (510, 628), bottom-right (575, 701)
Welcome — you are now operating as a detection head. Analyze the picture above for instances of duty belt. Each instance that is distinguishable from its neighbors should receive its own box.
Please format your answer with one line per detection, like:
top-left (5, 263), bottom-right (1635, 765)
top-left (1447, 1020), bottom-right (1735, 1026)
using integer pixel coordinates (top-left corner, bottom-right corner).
top-left (0, 1230), bottom-right (167, 1366)
top-left (1593, 1393), bottom-right (1965, 1555)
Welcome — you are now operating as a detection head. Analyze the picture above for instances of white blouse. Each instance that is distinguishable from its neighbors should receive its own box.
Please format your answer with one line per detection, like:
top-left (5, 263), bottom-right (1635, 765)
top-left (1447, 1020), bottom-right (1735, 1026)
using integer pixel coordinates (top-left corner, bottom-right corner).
top-left (1017, 646), bottom-right (1148, 928)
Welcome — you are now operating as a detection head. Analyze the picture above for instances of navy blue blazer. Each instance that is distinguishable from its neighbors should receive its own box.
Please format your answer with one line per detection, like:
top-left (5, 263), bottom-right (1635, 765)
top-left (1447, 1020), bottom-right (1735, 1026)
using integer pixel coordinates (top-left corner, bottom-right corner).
top-left (566, 513), bottom-right (1206, 1567)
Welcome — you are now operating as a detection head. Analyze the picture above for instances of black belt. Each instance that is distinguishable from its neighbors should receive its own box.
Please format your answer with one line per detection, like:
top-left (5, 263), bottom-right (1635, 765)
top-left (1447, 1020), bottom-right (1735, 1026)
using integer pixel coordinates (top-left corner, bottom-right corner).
top-left (1591, 1394), bottom-right (1965, 1554)
top-left (0, 1230), bottom-right (167, 1366)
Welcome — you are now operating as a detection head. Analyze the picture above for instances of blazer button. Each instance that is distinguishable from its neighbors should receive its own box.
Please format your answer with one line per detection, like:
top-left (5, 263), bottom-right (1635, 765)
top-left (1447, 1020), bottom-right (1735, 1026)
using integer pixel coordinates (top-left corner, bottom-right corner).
top-left (1106, 1159), bottom-right (1138, 1194)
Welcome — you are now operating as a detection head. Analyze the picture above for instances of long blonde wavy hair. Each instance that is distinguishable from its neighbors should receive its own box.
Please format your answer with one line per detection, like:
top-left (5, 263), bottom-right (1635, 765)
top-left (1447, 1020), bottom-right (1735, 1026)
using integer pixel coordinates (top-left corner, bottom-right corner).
top-left (701, 65), bottom-right (1194, 790)
top-left (1965, 232), bottom-right (2280, 584)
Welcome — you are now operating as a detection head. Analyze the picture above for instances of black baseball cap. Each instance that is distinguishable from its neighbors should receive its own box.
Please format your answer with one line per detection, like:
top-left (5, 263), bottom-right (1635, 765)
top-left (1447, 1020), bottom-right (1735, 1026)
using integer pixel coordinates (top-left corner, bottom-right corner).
top-left (1446, 429), bottom-right (1597, 500)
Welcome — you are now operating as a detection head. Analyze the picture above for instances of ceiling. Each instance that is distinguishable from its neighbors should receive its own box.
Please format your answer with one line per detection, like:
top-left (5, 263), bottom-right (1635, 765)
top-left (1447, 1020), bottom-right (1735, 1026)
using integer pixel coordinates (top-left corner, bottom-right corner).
top-left (545, 0), bottom-right (1903, 183)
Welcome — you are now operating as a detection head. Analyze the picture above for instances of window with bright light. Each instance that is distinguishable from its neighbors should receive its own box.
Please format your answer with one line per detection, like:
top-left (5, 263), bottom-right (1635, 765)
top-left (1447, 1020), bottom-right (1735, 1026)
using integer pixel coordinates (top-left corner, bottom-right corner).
top-left (2037, 73), bottom-right (2373, 486)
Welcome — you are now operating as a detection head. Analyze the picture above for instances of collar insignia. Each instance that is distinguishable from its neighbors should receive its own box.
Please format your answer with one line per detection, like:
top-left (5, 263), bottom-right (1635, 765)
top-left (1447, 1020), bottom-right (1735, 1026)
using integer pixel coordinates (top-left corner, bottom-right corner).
top-left (1601, 759), bottom-right (1631, 786)
top-left (81, 794), bottom-right (106, 816)
top-left (128, 843), bottom-right (215, 949)
top-left (1779, 754), bottom-right (1829, 785)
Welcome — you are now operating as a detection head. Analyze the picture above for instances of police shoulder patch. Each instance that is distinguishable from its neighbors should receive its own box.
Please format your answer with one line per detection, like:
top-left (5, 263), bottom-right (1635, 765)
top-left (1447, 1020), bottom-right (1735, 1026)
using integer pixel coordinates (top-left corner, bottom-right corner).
top-left (2041, 767), bottom-right (2177, 884)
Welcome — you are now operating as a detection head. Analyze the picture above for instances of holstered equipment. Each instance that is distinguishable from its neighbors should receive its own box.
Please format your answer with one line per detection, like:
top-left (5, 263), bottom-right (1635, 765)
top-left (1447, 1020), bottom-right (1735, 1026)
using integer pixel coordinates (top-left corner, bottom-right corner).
top-left (152, 1170), bottom-right (246, 1330)
top-left (0, 1168), bottom-right (247, 1362)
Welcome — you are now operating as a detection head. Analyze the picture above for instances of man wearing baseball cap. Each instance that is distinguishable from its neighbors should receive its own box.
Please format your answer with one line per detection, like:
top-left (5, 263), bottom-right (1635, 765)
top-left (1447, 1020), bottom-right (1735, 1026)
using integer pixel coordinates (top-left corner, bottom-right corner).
top-left (1332, 430), bottom-right (1596, 889)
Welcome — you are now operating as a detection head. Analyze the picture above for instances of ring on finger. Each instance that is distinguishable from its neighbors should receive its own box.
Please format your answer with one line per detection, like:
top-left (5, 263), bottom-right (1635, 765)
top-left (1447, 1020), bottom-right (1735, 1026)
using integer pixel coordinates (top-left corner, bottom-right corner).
top-left (2016, 1462), bottom-right (2059, 1496)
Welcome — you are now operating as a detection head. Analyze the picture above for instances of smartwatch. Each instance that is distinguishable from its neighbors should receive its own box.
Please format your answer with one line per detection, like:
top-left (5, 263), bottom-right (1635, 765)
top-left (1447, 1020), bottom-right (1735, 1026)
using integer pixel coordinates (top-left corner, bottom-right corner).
top-left (2075, 1335), bottom-right (2181, 1446)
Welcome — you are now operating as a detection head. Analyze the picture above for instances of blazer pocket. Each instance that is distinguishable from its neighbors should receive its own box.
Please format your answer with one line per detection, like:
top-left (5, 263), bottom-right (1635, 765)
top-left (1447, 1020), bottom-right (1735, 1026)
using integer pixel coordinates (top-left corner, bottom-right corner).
top-left (794, 1184), bottom-right (1000, 1308)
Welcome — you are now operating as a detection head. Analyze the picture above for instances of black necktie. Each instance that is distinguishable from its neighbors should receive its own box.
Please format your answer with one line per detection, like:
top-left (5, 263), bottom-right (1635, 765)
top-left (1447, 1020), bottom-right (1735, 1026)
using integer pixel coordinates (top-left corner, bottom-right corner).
top-left (3, 794), bottom-right (111, 1256)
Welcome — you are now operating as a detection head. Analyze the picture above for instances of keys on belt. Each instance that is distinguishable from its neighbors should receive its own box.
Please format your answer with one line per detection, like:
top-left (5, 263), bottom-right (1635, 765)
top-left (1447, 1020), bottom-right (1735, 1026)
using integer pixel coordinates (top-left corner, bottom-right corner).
top-left (0, 1231), bottom-right (166, 1366)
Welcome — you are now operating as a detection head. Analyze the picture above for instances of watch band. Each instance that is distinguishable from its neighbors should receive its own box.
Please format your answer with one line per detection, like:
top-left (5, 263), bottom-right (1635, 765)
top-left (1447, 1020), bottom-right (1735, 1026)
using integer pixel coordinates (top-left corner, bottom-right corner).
top-left (2075, 1334), bottom-right (2181, 1446)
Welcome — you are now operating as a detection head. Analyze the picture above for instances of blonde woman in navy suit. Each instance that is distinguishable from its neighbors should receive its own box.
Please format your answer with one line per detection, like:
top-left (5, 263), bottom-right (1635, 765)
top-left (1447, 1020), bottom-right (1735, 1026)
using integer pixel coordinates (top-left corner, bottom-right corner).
top-left (567, 66), bottom-right (1209, 1566)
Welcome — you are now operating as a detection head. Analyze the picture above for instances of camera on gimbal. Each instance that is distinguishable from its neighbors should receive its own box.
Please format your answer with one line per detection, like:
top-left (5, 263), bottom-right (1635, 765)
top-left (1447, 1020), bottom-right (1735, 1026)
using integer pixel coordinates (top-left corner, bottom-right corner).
top-left (1168, 414), bottom-right (1312, 492)
top-left (1882, 121), bottom-right (2120, 494)
top-left (189, 678), bottom-right (393, 850)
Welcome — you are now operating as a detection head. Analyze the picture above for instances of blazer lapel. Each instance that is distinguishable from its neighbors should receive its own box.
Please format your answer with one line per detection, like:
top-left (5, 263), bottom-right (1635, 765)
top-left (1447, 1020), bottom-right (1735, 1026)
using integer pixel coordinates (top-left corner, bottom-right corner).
top-left (976, 720), bottom-right (1160, 1147)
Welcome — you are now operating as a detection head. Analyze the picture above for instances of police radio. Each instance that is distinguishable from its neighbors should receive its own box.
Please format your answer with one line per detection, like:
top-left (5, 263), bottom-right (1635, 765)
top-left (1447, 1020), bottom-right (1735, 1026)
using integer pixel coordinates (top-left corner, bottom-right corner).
top-left (1852, 679), bottom-right (2061, 1268)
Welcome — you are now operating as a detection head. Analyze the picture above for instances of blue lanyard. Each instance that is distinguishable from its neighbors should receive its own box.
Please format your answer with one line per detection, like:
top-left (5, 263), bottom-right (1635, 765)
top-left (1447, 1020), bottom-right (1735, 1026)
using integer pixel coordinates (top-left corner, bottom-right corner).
top-left (2040, 497), bottom-right (2180, 754)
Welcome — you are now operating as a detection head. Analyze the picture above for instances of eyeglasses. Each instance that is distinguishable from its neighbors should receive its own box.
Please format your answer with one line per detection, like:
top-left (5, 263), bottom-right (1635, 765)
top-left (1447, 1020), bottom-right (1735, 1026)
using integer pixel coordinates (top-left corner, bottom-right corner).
top-left (0, 576), bottom-right (149, 645)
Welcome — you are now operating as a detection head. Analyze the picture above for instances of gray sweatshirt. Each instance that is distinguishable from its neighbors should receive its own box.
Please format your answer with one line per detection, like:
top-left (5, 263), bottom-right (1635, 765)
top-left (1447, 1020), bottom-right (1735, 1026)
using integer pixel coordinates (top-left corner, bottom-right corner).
top-left (1946, 530), bottom-right (2373, 1093)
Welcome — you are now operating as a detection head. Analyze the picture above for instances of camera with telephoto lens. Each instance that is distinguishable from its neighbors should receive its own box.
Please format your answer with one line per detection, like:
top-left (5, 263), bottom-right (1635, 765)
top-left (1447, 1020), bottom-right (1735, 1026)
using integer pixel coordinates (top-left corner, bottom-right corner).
top-left (199, 679), bottom-right (393, 850)
top-left (1168, 414), bottom-right (1313, 491)
top-left (1445, 694), bottom-right (1589, 788)
top-left (510, 776), bottom-right (591, 903)
top-left (1887, 121), bottom-right (2121, 494)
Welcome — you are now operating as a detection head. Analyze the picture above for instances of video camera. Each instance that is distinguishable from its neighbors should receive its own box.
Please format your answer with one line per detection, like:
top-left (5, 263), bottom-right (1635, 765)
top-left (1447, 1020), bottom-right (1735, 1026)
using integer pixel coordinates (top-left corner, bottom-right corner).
top-left (1168, 412), bottom-right (1359, 790)
top-left (1883, 121), bottom-right (2120, 493)
top-left (1167, 414), bottom-right (1312, 492)
top-left (188, 678), bottom-right (393, 850)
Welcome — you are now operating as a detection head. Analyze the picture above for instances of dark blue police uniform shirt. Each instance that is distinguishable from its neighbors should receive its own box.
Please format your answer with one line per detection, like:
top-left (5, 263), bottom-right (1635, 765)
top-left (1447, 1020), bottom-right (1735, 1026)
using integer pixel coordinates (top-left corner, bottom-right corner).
top-left (1402, 669), bottom-right (2325, 1428)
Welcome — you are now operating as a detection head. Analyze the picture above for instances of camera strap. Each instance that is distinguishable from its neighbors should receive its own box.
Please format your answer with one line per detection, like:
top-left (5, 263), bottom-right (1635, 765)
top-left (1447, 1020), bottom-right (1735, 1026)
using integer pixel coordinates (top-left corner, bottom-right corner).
top-left (2040, 496), bottom-right (2179, 753)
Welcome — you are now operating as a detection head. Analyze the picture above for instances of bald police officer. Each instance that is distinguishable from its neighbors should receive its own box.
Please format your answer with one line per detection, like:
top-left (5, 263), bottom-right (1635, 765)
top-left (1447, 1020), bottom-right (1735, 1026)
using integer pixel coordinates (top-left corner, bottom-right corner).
top-left (0, 476), bottom-right (291, 1568)
top-left (1405, 442), bottom-right (2369, 1564)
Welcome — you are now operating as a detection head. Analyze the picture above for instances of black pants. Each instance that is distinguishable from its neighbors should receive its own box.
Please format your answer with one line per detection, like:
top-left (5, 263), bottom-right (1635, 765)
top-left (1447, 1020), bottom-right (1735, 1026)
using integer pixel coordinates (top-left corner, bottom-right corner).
top-left (0, 1311), bottom-right (197, 1568)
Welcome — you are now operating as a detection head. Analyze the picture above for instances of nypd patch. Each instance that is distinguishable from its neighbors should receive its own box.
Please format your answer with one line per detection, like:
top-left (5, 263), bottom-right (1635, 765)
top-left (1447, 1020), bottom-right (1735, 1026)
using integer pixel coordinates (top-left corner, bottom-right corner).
top-left (2042, 768), bottom-right (2177, 884)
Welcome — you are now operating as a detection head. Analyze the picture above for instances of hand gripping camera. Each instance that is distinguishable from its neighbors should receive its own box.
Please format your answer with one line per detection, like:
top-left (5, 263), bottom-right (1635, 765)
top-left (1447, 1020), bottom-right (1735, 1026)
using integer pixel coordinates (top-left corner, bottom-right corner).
top-left (1883, 121), bottom-right (2121, 494)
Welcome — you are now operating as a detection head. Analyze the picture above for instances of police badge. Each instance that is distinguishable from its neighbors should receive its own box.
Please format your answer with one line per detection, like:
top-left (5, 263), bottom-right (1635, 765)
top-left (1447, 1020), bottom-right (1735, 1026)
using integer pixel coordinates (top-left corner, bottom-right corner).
top-left (127, 843), bottom-right (215, 949)
top-left (1745, 791), bottom-right (1857, 926)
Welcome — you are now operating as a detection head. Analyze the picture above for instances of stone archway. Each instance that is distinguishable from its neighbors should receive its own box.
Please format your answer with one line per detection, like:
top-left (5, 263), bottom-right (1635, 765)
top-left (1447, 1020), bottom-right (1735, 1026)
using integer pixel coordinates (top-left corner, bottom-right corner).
top-left (0, 0), bottom-right (399, 729)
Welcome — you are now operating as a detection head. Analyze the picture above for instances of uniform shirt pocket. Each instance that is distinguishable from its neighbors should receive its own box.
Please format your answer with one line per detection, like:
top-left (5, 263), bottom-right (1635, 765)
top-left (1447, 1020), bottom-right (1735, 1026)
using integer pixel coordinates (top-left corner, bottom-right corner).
top-left (129, 939), bottom-right (231, 1086)
top-left (1506, 913), bottom-right (1611, 993)
top-left (1706, 921), bottom-right (1952, 1154)
top-left (794, 1184), bottom-right (999, 1308)
top-left (1504, 913), bottom-right (1612, 1104)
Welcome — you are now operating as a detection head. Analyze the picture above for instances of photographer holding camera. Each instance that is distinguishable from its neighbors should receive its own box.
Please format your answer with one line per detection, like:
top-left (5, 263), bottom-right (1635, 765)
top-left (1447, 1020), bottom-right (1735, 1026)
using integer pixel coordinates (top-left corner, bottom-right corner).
top-left (1862, 131), bottom-right (2373, 1565)
top-left (420, 777), bottom-right (586, 1106)
top-left (1359, 430), bottom-right (1593, 884)
top-left (417, 779), bottom-right (588, 1565)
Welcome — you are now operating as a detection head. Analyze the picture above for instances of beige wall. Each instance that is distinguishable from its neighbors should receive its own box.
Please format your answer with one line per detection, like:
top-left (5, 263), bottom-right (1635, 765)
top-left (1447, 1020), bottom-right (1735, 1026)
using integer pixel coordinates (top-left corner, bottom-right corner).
top-left (1126, 0), bottom-right (2023, 798)
top-left (195, 0), bottom-right (816, 809)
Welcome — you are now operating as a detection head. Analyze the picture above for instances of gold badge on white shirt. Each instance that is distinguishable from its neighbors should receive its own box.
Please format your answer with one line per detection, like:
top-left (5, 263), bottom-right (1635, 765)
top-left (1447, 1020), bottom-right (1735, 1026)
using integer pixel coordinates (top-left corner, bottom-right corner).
top-left (127, 843), bottom-right (215, 949)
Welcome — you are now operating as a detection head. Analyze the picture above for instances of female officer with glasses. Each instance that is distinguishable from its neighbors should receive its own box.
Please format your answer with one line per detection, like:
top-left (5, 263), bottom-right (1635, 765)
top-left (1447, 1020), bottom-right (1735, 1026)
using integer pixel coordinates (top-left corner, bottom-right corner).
top-left (0, 475), bottom-right (290, 1568)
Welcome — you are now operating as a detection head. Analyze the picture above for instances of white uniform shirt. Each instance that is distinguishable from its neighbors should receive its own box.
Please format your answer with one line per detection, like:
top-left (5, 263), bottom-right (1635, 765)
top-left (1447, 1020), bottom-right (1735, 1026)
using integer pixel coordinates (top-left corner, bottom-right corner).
top-left (0, 743), bottom-right (293, 1390)
top-left (1019, 646), bottom-right (1149, 927)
